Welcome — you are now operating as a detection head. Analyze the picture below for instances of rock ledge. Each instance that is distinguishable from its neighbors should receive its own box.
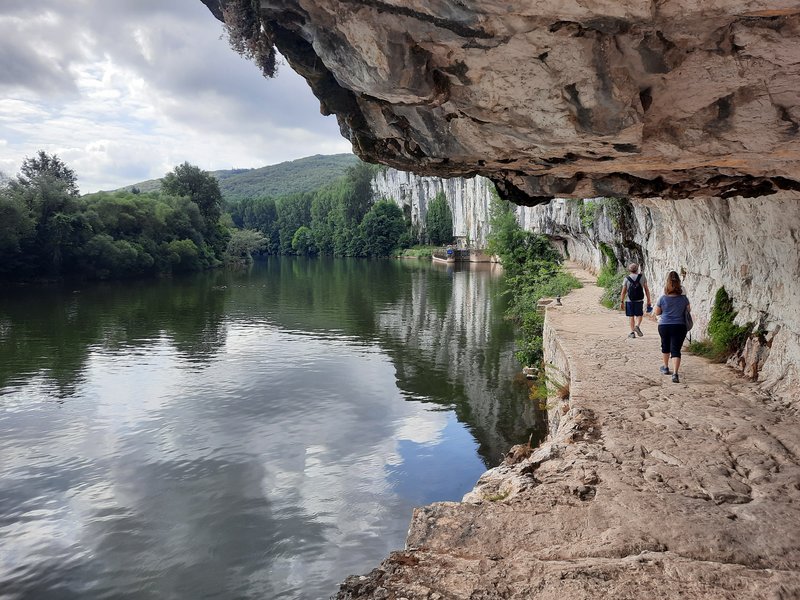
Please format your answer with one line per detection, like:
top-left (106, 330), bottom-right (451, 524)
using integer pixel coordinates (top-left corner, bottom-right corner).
top-left (336, 267), bottom-right (800, 599)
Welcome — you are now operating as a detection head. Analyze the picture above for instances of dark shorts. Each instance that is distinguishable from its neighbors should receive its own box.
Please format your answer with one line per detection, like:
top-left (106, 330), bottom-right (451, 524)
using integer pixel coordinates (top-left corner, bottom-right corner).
top-left (658, 323), bottom-right (688, 357)
top-left (625, 301), bottom-right (644, 317)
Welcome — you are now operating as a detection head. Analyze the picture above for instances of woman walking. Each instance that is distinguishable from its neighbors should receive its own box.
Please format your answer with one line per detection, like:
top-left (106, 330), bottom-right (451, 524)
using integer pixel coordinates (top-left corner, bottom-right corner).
top-left (654, 271), bottom-right (691, 383)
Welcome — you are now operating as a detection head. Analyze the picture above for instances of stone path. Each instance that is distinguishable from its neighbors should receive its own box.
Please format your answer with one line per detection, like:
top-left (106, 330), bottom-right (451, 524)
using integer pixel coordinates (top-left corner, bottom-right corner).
top-left (337, 266), bottom-right (800, 599)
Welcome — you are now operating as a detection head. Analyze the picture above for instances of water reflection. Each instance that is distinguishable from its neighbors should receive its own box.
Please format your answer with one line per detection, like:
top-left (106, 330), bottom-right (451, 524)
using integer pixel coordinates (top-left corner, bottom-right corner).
top-left (0, 258), bottom-right (542, 599)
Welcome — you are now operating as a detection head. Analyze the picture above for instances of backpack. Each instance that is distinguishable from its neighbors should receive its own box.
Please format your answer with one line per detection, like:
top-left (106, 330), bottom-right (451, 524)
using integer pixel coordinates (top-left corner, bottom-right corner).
top-left (626, 274), bottom-right (644, 302)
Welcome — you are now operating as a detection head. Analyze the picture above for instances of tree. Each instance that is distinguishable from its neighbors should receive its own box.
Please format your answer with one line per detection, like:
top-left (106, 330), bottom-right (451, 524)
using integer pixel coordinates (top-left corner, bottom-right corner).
top-left (361, 201), bottom-right (406, 257)
top-left (226, 229), bottom-right (266, 263)
top-left (276, 193), bottom-right (313, 254)
top-left (342, 162), bottom-right (377, 223)
top-left (17, 151), bottom-right (79, 197)
top-left (426, 192), bottom-right (453, 245)
top-left (161, 162), bottom-right (223, 227)
top-left (291, 225), bottom-right (316, 255)
top-left (167, 239), bottom-right (202, 272)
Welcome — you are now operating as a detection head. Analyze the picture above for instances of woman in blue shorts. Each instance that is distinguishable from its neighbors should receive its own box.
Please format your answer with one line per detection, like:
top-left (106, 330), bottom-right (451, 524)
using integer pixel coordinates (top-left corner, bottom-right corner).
top-left (654, 271), bottom-right (691, 383)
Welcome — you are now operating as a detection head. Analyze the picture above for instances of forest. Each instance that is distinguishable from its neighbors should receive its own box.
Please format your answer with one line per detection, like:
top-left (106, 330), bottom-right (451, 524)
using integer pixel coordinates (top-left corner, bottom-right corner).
top-left (0, 152), bottom-right (450, 281)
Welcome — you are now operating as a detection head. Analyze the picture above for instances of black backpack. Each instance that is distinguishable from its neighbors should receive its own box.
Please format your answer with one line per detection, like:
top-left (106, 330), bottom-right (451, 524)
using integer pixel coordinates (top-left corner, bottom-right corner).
top-left (627, 274), bottom-right (644, 302)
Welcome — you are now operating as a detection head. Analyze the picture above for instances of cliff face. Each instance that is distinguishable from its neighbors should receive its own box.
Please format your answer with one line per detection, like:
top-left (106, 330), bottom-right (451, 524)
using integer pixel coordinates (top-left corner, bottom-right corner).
top-left (373, 167), bottom-right (799, 404)
top-left (204, 0), bottom-right (800, 201)
top-left (200, 1), bottom-right (799, 394)
top-left (372, 169), bottom-right (494, 247)
top-left (521, 194), bottom-right (800, 404)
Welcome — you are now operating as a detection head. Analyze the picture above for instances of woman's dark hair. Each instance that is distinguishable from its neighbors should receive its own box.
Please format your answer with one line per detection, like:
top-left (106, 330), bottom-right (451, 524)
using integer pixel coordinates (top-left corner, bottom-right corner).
top-left (664, 271), bottom-right (683, 295)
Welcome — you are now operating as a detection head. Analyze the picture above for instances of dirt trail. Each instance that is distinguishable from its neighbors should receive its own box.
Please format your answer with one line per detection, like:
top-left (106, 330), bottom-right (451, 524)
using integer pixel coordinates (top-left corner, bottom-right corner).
top-left (337, 265), bottom-right (800, 599)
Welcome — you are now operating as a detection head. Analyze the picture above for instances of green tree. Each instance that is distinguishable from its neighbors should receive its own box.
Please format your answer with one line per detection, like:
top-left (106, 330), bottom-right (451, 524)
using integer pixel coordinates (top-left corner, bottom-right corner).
top-left (161, 162), bottom-right (223, 227)
top-left (291, 225), bottom-right (316, 256)
top-left (16, 150), bottom-right (79, 197)
top-left (426, 192), bottom-right (453, 245)
top-left (225, 229), bottom-right (267, 263)
top-left (342, 161), bottom-right (376, 223)
top-left (0, 188), bottom-right (35, 257)
top-left (276, 193), bottom-right (312, 253)
top-left (167, 239), bottom-right (202, 272)
top-left (361, 201), bottom-right (406, 257)
top-left (161, 162), bottom-right (229, 260)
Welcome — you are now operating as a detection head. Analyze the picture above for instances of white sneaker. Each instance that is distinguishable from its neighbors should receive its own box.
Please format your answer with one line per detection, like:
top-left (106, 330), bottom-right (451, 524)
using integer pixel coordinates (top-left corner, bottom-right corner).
top-left (628, 332), bottom-right (636, 339)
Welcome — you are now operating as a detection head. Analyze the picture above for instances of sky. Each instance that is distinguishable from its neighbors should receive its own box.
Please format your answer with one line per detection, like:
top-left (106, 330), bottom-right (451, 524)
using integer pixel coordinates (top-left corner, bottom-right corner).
top-left (0, 0), bottom-right (352, 193)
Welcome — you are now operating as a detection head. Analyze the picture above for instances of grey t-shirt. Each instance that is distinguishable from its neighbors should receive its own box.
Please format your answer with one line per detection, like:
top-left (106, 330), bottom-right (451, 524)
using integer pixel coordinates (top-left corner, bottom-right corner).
top-left (623, 273), bottom-right (647, 303)
top-left (657, 294), bottom-right (690, 325)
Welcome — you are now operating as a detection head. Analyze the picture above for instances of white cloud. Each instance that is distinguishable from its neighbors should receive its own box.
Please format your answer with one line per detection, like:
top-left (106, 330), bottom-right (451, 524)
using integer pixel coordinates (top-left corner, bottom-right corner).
top-left (0, 0), bottom-right (352, 193)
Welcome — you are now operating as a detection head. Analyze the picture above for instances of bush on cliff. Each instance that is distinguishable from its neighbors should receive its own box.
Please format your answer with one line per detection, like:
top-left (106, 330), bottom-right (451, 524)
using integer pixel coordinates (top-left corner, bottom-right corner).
top-left (596, 243), bottom-right (625, 309)
top-left (488, 195), bottom-right (581, 367)
top-left (689, 287), bottom-right (753, 360)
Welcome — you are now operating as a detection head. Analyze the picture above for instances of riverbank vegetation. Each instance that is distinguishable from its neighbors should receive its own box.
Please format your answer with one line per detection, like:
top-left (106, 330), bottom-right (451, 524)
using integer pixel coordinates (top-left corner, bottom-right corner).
top-left (227, 161), bottom-right (417, 259)
top-left (487, 194), bottom-right (581, 368)
top-left (0, 153), bottom-right (228, 280)
top-left (0, 152), bottom-right (429, 282)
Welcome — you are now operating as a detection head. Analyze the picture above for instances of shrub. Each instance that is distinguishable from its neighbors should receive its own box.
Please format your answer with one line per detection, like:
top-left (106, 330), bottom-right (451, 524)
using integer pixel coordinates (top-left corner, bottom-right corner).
top-left (291, 225), bottom-right (316, 256)
top-left (168, 239), bottom-right (201, 272)
top-left (580, 201), bottom-right (599, 230)
top-left (691, 287), bottom-right (753, 360)
top-left (603, 197), bottom-right (632, 230)
top-left (396, 245), bottom-right (436, 259)
top-left (596, 242), bottom-right (622, 309)
top-left (226, 229), bottom-right (266, 263)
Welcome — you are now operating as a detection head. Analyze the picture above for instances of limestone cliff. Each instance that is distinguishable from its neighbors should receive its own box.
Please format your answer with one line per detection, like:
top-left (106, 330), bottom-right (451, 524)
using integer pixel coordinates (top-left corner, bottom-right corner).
top-left (520, 194), bottom-right (800, 405)
top-left (203, 0), bottom-right (799, 201)
top-left (201, 0), bottom-right (800, 395)
top-left (372, 169), bottom-right (494, 247)
top-left (373, 167), bottom-right (799, 404)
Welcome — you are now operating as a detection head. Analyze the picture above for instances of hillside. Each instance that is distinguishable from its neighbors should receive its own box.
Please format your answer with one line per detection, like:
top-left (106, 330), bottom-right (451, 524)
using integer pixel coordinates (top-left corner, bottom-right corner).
top-left (117, 153), bottom-right (360, 200)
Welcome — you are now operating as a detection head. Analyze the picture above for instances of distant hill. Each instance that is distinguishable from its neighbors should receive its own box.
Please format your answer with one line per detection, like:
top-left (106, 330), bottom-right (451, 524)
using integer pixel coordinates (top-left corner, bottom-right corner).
top-left (117, 154), bottom-right (360, 200)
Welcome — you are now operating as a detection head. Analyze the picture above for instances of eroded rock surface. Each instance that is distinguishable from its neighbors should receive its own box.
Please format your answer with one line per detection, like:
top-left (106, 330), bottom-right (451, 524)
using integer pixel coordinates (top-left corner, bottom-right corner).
top-left (335, 268), bottom-right (800, 599)
top-left (518, 193), bottom-right (800, 405)
top-left (373, 169), bottom-right (800, 403)
top-left (204, 0), bottom-right (800, 201)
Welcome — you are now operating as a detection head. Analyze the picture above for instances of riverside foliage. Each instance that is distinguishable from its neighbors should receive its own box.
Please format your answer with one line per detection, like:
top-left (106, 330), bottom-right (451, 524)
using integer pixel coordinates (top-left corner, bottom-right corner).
top-left (487, 194), bottom-right (581, 367)
top-left (0, 153), bottom-right (418, 282)
top-left (227, 162), bottom-right (412, 258)
top-left (0, 154), bottom-right (228, 280)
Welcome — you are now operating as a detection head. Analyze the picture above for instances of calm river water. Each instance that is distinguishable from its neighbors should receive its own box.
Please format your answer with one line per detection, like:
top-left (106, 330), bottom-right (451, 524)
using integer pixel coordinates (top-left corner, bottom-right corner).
top-left (0, 257), bottom-right (543, 600)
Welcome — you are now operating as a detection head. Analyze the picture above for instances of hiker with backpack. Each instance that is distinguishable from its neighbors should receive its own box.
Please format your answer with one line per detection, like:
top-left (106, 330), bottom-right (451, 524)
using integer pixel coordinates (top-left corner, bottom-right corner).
top-left (620, 263), bottom-right (652, 339)
top-left (654, 271), bottom-right (691, 383)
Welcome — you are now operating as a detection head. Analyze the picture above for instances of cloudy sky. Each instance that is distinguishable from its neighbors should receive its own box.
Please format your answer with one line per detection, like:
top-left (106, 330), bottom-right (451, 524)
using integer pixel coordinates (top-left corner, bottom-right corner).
top-left (0, 0), bottom-right (352, 193)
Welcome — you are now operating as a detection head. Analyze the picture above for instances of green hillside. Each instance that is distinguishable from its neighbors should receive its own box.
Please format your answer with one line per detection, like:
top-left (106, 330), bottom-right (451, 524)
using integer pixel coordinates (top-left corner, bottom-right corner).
top-left (117, 153), bottom-right (360, 200)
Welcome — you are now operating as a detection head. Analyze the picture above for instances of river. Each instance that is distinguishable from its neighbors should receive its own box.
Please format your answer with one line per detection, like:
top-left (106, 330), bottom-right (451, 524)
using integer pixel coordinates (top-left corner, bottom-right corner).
top-left (0, 257), bottom-right (544, 600)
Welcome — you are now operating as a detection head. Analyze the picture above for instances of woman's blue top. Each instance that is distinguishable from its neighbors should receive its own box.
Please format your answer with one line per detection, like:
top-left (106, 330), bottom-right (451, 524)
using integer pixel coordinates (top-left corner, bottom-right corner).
top-left (657, 294), bottom-right (690, 325)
